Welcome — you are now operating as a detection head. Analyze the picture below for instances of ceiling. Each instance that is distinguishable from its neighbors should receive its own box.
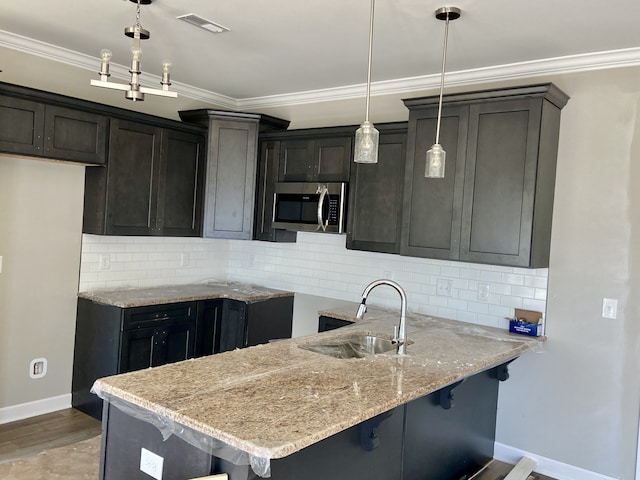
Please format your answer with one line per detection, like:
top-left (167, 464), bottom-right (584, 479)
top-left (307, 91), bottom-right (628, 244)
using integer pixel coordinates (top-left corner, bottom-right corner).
top-left (1, 0), bottom-right (640, 115)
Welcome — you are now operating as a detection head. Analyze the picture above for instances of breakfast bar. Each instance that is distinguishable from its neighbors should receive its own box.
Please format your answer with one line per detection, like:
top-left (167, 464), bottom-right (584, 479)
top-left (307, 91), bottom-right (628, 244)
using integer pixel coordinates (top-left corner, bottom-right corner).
top-left (92, 309), bottom-right (543, 479)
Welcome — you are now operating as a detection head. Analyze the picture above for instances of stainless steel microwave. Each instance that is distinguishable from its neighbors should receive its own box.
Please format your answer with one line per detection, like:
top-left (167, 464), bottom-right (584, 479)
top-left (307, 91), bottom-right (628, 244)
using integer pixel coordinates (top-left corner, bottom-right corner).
top-left (272, 182), bottom-right (347, 233)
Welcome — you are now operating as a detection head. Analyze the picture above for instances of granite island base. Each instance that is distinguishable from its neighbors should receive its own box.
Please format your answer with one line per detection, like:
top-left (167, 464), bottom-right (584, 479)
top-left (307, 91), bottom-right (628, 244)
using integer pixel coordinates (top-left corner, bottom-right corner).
top-left (92, 311), bottom-right (542, 480)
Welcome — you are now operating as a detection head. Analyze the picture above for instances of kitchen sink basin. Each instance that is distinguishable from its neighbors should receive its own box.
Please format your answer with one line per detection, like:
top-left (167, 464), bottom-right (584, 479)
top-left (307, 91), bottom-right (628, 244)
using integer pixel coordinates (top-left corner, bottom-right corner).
top-left (299, 334), bottom-right (398, 359)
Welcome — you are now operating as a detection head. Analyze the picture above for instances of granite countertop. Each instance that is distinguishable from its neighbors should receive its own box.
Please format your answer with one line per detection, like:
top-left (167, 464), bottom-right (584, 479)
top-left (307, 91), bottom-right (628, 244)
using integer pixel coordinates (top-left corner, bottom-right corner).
top-left (78, 281), bottom-right (294, 307)
top-left (92, 306), bottom-right (543, 464)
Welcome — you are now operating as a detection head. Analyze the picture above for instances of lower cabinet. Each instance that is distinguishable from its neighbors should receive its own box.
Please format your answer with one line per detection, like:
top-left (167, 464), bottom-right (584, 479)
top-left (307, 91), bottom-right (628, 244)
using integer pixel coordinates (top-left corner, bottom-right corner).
top-left (72, 295), bottom-right (294, 420)
top-left (318, 315), bottom-right (353, 332)
top-left (196, 297), bottom-right (295, 356)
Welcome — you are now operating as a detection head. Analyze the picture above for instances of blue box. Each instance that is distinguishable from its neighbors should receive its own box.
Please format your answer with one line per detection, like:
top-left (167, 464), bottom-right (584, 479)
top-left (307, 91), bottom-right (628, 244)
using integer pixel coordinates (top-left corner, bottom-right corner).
top-left (509, 308), bottom-right (543, 337)
top-left (509, 320), bottom-right (542, 336)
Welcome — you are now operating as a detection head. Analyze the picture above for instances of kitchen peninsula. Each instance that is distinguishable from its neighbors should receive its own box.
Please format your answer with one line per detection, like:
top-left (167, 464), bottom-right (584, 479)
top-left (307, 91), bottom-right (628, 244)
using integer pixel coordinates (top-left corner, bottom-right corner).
top-left (92, 307), bottom-right (543, 480)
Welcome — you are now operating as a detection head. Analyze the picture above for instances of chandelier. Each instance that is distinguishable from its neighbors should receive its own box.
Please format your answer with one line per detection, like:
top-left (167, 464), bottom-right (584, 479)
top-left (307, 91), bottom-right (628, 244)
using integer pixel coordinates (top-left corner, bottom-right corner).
top-left (90, 0), bottom-right (177, 101)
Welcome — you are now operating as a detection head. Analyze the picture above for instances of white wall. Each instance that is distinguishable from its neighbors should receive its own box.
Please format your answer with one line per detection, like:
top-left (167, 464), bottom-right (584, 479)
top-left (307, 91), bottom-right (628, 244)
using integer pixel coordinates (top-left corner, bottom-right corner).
top-left (0, 155), bottom-right (84, 409)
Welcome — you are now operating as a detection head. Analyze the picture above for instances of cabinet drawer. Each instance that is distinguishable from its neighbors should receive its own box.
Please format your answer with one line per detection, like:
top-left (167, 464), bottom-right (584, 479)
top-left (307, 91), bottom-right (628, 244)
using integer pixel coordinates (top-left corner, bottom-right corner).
top-left (122, 302), bottom-right (196, 330)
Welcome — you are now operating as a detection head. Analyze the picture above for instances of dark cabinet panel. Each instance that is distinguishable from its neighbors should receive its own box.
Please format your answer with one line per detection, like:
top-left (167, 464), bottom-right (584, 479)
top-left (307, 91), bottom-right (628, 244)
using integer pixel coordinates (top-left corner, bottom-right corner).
top-left (254, 140), bottom-right (298, 242)
top-left (195, 296), bottom-right (294, 356)
top-left (401, 106), bottom-right (468, 260)
top-left (402, 83), bottom-right (568, 267)
top-left (72, 299), bottom-right (197, 419)
top-left (106, 120), bottom-right (161, 235)
top-left (0, 96), bottom-right (44, 155)
top-left (278, 136), bottom-right (352, 182)
top-left (460, 99), bottom-right (547, 267)
top-left (43, 105), bottom-right (107, 164)
top-left (159, 129), bottom-right (205, 237)
top-left (318, 316), bottom-right (353, 332)
top-left (347, 127), bottom-right (407, 254)
top-left (83, 119), bottom-right (205, 236)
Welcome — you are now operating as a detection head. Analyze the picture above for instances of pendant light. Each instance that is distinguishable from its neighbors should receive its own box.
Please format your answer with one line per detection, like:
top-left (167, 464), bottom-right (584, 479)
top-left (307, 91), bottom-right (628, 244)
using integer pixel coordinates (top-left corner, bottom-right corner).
top-left (425, 6), bottom-right (461, 178)
top-left (354, 0), bottom-right (379, 164)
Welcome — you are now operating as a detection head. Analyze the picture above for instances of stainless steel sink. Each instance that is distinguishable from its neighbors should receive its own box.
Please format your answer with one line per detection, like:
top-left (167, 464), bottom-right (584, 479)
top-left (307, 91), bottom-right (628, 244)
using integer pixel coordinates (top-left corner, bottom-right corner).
top-left (299, 334), bottom-right (398, 359)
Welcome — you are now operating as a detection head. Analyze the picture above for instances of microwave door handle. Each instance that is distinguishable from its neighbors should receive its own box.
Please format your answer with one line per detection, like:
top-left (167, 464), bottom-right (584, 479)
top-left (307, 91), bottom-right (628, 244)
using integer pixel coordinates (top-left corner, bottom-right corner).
top-left (316, 185), bottom-right (329, 231)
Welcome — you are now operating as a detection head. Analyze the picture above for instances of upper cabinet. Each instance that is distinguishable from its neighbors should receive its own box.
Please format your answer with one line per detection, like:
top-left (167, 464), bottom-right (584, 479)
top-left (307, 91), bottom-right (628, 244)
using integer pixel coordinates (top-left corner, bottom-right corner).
top-left (83, 118), bottom-right (206, 236)
top-left (0, 91), bottom-right (107, 164)
top-left (346, 123), bottom-right (408, 254)
top-left (402, 83), bottom-right (569, 268)
top-left (279, 136), bottom-right (352, 182)
top-left (180, 110), bottom-right (265, 240)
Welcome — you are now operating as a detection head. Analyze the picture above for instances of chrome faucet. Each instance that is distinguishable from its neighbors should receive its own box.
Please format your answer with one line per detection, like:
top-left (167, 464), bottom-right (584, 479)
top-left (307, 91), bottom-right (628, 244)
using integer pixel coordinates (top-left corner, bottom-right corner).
top-left (355, 279), bottom-right (408, 355)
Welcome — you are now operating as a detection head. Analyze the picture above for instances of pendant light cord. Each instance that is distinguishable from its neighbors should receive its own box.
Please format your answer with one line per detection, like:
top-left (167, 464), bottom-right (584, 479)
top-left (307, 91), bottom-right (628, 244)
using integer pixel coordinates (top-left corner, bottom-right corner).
top-left (364, 0), bottom-right (375, 122)
top-left (434, 15), bottom-right (450, 145)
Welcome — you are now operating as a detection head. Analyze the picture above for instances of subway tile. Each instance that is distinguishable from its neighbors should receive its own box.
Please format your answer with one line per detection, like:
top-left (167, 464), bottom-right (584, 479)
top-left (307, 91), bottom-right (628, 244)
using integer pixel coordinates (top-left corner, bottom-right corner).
top-left (479, 271), bottom-right (502, 283)
top-left (501, 273), bottom-right (525, 285)
top-left (511, 286), bottom-right (535, 299)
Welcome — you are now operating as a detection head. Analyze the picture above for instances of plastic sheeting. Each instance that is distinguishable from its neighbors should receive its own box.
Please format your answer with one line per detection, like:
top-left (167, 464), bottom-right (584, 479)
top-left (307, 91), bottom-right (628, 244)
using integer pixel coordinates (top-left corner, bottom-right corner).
top-left (91, 386), bottom-right (272, 478)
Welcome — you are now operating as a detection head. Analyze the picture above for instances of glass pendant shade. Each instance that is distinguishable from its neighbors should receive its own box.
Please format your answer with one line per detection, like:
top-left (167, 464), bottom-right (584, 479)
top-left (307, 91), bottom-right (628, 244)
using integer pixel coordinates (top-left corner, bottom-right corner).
top-left (425, 143), bottom-right (446, 178)
top-left (354, 120), bottom-right (379, 164)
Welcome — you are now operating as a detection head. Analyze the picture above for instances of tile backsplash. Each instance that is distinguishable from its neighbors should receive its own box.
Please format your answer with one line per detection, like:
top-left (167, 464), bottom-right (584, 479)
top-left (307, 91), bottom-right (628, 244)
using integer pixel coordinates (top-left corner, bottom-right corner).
top-left (80, 232), bottom-right (547, 330)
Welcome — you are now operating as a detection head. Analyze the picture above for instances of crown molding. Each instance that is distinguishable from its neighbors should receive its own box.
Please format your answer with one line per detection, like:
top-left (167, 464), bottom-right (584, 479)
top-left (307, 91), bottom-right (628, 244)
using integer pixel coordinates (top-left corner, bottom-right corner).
top-left (2, 30), bottom-right (640, 112)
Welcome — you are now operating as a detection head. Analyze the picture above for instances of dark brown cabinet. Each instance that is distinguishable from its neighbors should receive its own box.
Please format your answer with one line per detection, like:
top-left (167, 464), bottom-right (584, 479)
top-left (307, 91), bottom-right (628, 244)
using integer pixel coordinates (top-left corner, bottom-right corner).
top-left (196, 297), bottom-right (294, 356)
top-left (279, 136), bottom-right (352, 182)
top-left (347, 123), bottom-right (408, 254)
top-left (83, 118), bottom-right (205, 236)
top-left (0, 95), bottom-right (107, 164)
top-left (402, 83), bottom-right (568, 268)
top-left (72, 300), bottom-right (197, 419)
top-left (73, 294), bottom-right (294, 419)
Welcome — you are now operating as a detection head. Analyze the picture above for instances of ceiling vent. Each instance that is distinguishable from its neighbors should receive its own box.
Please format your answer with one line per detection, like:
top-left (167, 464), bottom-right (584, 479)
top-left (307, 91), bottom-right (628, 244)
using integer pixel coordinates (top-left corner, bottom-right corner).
top-left (177, 14), bottom-right (230, 34)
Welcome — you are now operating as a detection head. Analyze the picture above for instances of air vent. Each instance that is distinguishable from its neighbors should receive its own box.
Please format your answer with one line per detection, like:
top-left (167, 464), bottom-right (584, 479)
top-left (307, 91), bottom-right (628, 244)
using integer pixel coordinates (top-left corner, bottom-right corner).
top-left (177, 14), bottom-right (230, 33)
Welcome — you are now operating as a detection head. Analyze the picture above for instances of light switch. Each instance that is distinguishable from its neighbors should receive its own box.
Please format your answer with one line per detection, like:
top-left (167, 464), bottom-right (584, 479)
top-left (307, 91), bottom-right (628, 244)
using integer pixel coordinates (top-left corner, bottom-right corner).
top-left (0, 255), bottom-right (3, 273)
top-left (602, 298), bottom-right (618, 319)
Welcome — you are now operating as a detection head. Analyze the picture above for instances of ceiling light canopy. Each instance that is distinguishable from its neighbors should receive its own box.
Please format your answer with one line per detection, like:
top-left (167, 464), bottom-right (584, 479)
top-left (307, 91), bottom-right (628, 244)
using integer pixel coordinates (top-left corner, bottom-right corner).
top-left (353, 0), bottom-right (379, 164)
top-left (425, 6), bottom-right (461, 178)
top-left (90, 0), bottom-right (177, 101)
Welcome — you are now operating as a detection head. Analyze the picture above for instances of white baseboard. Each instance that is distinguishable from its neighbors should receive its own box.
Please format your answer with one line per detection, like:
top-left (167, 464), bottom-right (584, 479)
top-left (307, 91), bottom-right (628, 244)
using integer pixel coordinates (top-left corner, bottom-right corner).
top-left (494, 442), bottom-right (618, 480)
top-left (0, 394), bottom-right (71, 425)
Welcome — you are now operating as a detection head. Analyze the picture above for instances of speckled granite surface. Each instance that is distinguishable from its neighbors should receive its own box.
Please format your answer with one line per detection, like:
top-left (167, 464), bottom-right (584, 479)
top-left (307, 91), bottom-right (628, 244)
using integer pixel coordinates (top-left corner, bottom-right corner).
top-left (92, 307), bottom-right (543, 461)
top-left (78, 281), bottom-right (294, 307)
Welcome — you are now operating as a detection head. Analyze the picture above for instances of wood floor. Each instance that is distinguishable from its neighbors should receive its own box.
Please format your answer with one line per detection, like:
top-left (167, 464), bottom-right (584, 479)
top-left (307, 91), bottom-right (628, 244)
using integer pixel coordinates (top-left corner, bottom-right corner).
top-left (0, 408), bottom-right (557, 480)
top-left (0, 408), bottom-right (101, 464)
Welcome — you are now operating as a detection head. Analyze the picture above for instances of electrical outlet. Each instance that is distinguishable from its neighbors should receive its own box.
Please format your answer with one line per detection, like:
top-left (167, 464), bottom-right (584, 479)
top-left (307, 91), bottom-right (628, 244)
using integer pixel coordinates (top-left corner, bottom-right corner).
top-left (179, 252), bottom-right (189, 267)
top-left (436, 278), bottom-right (452, 296)
top-left (478, 283), bottom-right (490, 301)
top-left (99, 254), bottom-right (110, 271)
top-left (602, 298), bottom-right (618, 319)
top-left (140, 448), bottom-right (164, 480)
top-left (29, 358), bottom-right (47, 379)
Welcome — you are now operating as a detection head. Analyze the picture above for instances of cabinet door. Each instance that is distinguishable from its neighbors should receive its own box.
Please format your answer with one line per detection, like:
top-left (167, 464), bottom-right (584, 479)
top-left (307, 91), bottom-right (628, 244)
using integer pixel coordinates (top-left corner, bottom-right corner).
top-left (43, 105), bottom-right (108, 164)
top-left (401, 106), bottom-right (468, 260)
top-left (460, 99), bottom-right (542, 266)
top-left (347, 132), bottom-right (406, 254)
top-left (203, 118), bottom-right (258, 239)
top-left (195, 300), bottom-right (223, 357)
top-left (314, 136), bottom-right (352, 182)
top-left (218, 300), bottom-right (248, 352)
top-left (0, 96), bottom-right (44, 155)
top-left (278, 137), bottom-right (352, 182)
top-left (279, 139), bottom-right (313, 181)
top-left (120, 327), bottom-right (155, 372)
top-left (158, 129), bottom-right (205, 237)
top-left (105, 119), bottom-right (162, 235)
top-left (152, 322), bottom-right (195, 366)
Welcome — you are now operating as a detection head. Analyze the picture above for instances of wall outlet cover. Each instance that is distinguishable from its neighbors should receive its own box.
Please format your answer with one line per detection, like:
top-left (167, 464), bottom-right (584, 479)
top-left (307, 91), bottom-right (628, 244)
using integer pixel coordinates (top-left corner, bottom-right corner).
top-left (602, 298), bottom-right (618, 319)
top-left (436, 279), bottom-right (452, 296)
top-left (140, 448), bottom-right (164, 480)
